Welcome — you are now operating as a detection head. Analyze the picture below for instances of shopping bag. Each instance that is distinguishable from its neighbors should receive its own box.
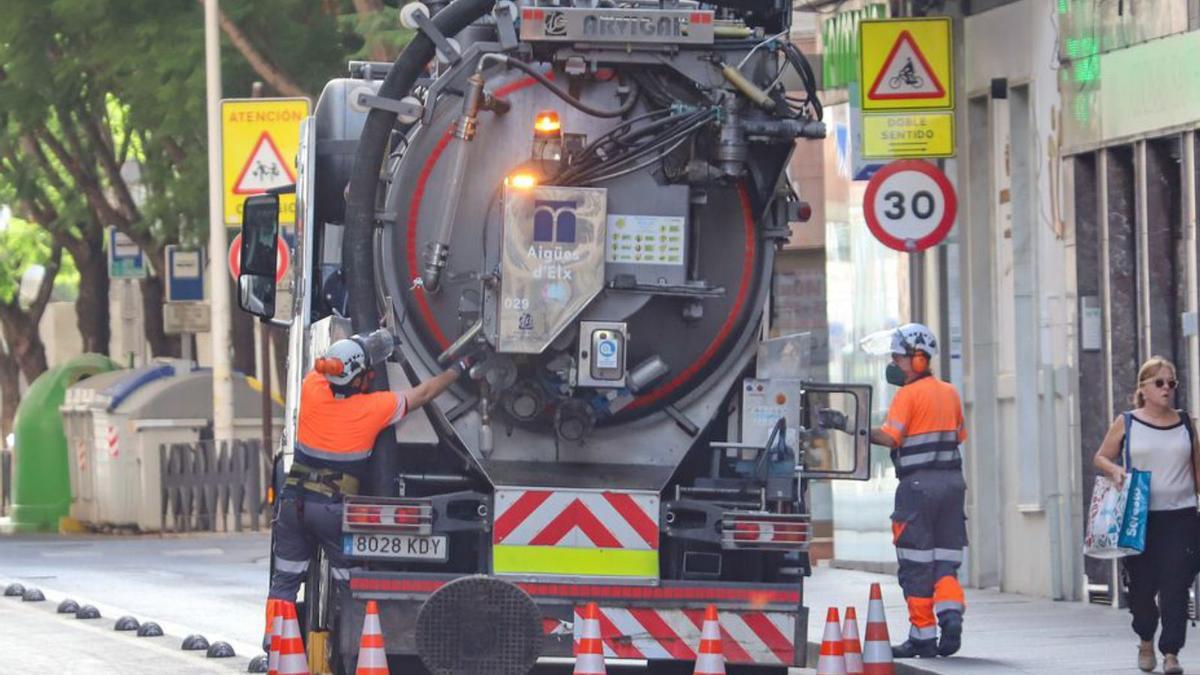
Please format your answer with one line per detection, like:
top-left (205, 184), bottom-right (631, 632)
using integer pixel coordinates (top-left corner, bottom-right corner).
top-left (1084, 412), bottom-right (1146, 558)
top-left (1084, 474), bottom-right (1134, 558)
top-left (1118, 469), bottom-right (1151, 552)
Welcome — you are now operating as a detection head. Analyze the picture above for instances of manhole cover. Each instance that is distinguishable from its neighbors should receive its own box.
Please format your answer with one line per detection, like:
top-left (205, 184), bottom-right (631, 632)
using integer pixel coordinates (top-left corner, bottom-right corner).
top-left (416, 576), bottom-right (541, 675)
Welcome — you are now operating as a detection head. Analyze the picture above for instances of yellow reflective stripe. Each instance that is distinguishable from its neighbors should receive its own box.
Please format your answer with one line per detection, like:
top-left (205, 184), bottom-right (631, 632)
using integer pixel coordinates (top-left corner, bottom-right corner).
top-left (493, 545), bottom-right (659, 578)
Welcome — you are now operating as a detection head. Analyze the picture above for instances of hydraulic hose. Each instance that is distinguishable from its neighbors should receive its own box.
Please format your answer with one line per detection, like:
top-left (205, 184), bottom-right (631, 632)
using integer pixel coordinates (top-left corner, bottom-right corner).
top-left (499, 56), bottom-right (639, 119)
top-left (343, 0), bottom-right (498, 334)
top-left (342, 0), bottom-right (497, 499)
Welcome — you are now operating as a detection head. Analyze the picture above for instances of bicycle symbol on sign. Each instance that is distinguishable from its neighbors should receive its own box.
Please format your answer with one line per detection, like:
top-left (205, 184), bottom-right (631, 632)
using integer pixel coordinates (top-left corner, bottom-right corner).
top-left (888, 58), bottom-right (925, 90)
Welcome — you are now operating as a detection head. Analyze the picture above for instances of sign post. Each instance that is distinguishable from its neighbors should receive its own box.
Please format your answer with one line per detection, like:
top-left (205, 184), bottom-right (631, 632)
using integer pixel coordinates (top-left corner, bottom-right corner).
top-left (164, 245), bottom-right (208, 363)
top-left (221, 96), bottom-right (307, 458)
top-left (862, 160), bottom-right (957, 253)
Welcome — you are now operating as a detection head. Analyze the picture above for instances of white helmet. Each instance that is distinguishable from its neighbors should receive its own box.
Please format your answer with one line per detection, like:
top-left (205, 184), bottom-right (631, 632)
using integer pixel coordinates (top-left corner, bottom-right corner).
top-left (860, 322), bottom-right (939, 358)
top-left (314, 338), bottom-right (368, 386)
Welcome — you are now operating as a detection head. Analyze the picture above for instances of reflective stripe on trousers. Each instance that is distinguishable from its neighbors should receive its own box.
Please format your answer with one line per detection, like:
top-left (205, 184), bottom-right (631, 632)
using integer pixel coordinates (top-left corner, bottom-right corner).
top-left (295, 441), bottom-right (372, 463)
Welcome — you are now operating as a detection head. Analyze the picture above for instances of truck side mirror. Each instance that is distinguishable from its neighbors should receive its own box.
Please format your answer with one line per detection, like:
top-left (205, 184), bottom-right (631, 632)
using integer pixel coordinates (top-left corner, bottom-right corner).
top-left (237, 274), bottom-right (276, 319)
top-left (240, 194), bottom-right (280, 278)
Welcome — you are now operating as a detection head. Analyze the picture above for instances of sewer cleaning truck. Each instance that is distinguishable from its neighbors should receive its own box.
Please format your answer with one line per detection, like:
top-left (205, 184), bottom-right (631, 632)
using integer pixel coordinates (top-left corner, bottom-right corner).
top-left (235, 0), bottom-right (872, 671)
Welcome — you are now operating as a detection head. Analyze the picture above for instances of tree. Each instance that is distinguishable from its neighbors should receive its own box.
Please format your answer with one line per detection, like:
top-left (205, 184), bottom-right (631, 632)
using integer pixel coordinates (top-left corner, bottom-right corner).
top-left (0, 218), bottom-right (69, 441)
top-left (0, 0), bottom-right (407, 369)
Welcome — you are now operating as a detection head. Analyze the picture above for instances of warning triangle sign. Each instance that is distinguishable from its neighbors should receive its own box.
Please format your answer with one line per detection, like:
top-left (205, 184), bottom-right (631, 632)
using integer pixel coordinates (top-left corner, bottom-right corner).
top-left (232, 132), bottom-right (296, 195)
top-left (867, 31), bottom-right (946, 101)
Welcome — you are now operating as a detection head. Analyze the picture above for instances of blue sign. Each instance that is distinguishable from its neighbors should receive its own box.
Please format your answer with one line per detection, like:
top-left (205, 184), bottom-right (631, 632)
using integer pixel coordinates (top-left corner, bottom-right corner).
top-left (532, 200), bottom-right (578, 243)
top-left (107, 227), bottom-right (146, 279)
top-left (165, 245), bottom-right (205, 302)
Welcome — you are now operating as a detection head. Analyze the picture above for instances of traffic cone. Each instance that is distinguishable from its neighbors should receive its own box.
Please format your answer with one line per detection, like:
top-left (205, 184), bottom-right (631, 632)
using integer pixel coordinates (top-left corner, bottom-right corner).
top-left (693, 604), bottom-right (725, 675)
top-left (817, 607), bottom-right (846, 675)
top-left (356, 600), bottom-right (388, 674)
top-left (862, 583), bottom-right (895, 675)
top-left (276, 601), bottom-right (309, 675)
top-left (267, 611), bottom-right (283, 675)
top-left (574, 602), bottom-right (606, 674)
top-left (843, 606), bottom-right (864, 675)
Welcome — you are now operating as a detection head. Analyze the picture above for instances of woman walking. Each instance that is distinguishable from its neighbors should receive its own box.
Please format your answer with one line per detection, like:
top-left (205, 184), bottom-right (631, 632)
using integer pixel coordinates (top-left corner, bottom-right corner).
top-left (1094, 356), bottom-right (1200, 674)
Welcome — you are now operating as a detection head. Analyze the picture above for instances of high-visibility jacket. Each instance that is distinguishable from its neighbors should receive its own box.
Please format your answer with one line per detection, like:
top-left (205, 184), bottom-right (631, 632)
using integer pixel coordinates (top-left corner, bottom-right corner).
top-left (879, 375), bottom-right (966, 478)
top-left (292, 371), bottom-right (407, 486)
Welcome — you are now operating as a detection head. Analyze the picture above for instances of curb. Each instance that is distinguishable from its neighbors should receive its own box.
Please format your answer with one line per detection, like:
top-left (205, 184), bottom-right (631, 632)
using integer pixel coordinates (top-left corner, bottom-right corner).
top-left (806, 639), bottom-right (940, 674)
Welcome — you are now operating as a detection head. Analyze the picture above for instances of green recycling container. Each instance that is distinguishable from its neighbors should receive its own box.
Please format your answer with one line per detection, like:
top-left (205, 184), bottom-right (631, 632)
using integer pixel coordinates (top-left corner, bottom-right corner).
top-left (9, 354), bottom-right (117, 532)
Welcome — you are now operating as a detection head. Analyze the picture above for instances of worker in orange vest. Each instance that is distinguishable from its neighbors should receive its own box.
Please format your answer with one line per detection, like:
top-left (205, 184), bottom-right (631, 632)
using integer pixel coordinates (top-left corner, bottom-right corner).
top-left (864, 323), bottom-right (967, 659)
top-left (263, 328), bottom-right (471, 637)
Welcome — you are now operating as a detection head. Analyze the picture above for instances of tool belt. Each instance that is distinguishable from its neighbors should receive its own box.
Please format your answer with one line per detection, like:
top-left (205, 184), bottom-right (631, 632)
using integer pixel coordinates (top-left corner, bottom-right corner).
top-left (285, 462), bottom-right (360, 498)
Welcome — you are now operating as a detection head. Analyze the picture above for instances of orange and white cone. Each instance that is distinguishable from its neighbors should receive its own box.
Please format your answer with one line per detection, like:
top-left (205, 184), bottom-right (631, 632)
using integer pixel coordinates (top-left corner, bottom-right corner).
top-left (862, 583), bottom-right (894, 675)
top-left (693, 604), bottom-right (725, 675)
top-left (574, 602), bottom-right (606, 674)
top-left (276, 601), bottom-right (310, 675)
top-left (843, 606), bottom-right (864, 675)
top-left (355, 600), bottom-right (388, 674)
top-left (817, 607), bottom-right (847, 675)
top-left (267, 610), bottom-right (283, 675)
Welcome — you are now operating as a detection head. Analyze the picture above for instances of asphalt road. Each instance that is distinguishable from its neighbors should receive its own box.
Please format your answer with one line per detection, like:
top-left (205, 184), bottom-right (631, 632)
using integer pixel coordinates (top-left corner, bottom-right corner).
top-left (0, 532), bottom-right (269, 672)
top-left (0, 532), bottom-right (819, 674)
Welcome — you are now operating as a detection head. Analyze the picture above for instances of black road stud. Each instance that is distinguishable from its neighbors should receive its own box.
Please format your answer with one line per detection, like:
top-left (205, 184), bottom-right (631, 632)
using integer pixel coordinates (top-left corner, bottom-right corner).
top-left (75, 605), bottom-right (101, 620)
top-left (247, 654), bottom-right (269, 672)
top-left (4, 583), bottom-right (24, 597)
top-left (21, 588), bottom-right (44, 602)
top-left (181, 634), bottom-right (210, 651)
top-left (136, 622), bottom-right (164, 637)
top-left (114, 616), bottom-right (140, 631)
top-left (57, 599), bottom-right (80, 614)
top-left (206, 641), bottom-right (236, 658)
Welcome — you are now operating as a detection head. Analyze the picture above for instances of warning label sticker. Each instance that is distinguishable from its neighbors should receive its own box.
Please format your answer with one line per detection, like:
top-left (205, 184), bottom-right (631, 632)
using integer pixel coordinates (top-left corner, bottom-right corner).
top-left (606, 214), bottom-right (685, 265)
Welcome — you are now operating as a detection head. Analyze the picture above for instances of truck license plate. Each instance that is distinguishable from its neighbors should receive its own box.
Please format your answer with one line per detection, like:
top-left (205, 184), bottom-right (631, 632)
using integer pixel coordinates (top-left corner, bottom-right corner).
top-left (343, 533), bottom-right (448, 561)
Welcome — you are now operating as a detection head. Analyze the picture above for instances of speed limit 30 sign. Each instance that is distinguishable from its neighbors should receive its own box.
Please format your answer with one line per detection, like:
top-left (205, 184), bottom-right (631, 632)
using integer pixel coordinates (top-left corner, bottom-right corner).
top-left (863, 159), bottom-right (957, 252)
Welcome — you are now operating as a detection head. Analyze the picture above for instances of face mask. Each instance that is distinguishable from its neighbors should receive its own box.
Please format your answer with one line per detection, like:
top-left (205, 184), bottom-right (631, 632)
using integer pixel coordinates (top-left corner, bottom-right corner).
top-left (885, 362), bottom-right (908, 387)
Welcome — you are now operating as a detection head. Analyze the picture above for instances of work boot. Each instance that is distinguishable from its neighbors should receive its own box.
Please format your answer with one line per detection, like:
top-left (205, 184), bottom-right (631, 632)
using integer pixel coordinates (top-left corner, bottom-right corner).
top-left (1163, 653), bottom-right (1182, 674)
top-left (1138, 641), bottom-right (1156, 672)
top-left (892, 638), bottom-right (938, 659)
top-left (937, 610), bottom-right (963, 657)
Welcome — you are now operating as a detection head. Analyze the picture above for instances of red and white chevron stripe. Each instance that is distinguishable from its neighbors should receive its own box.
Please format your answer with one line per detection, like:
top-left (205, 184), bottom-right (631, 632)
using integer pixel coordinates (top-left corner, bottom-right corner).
top-left (106, 425), bottom-right (119, 459)
top-left (570, 605), bottom-right (795, 665)
top-left (493, 489), bottom-right (659, 550)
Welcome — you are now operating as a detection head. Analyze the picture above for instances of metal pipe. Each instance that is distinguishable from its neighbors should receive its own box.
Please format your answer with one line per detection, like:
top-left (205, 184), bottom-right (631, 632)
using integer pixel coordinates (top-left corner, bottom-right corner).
top-left (204, 0), bottom-right (234, 449)
top-left (421, 73), bottom-right (485, 293)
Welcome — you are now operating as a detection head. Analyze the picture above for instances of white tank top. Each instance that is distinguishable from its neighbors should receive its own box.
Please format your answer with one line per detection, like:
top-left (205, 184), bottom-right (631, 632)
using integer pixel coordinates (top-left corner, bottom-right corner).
top-left (1127, 414), bottom-right (1197, 512)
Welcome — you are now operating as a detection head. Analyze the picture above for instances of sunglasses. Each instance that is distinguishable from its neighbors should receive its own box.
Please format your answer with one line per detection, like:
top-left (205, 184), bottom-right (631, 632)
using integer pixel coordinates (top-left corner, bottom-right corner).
top-left (1142, 378), bottom-right (1178, 389)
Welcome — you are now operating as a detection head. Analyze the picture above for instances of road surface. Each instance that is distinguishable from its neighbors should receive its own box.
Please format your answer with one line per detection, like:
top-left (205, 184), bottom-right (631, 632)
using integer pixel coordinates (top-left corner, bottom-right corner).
top-left (0, 532), bottom-right (823, 674)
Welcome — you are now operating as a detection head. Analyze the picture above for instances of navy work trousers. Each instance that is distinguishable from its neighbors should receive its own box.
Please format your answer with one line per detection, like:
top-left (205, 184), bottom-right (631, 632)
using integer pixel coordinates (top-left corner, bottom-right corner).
top-left (267, 491), bottom-right (353, 602)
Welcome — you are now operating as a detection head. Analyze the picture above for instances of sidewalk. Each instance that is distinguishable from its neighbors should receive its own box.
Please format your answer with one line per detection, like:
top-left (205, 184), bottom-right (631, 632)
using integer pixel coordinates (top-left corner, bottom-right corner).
top-left (804, 565), bottom-right (1198, 674)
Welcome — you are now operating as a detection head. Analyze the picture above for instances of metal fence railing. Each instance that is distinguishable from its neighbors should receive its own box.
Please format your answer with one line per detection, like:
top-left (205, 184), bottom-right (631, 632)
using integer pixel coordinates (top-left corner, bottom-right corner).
top-left (160, 440), bottom-right (269, 533)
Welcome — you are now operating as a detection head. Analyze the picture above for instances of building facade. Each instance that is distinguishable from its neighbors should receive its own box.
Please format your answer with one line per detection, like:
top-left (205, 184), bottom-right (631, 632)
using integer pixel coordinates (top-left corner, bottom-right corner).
top-left (800, 0), bottom-right (1200, 600)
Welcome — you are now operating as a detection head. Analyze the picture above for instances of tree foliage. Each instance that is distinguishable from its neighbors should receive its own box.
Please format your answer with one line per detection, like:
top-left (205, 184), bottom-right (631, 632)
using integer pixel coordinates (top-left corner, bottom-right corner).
top-left (0, 0), bottom-right (406, 424)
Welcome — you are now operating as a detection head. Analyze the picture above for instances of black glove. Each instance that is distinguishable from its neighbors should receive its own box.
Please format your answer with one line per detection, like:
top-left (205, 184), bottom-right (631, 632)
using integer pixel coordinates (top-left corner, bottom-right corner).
top-left (451, 354), bottom-right (477, 376)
